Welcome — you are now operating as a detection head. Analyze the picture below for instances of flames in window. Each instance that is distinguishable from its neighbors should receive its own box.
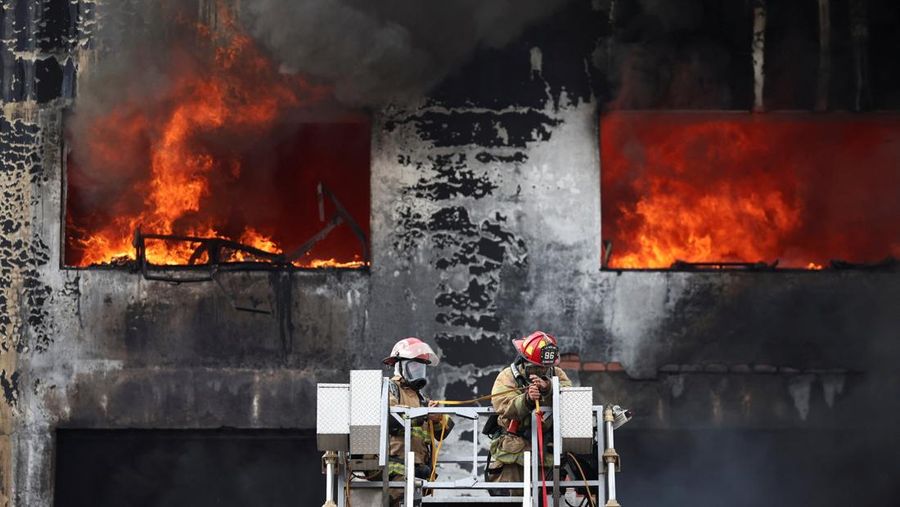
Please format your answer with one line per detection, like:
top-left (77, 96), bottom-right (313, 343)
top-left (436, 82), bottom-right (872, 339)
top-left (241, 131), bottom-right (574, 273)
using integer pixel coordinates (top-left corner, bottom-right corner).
top-left (65, 5), bottom-right (369, 269)
top-left (601, 112), bottom-right (900, 269)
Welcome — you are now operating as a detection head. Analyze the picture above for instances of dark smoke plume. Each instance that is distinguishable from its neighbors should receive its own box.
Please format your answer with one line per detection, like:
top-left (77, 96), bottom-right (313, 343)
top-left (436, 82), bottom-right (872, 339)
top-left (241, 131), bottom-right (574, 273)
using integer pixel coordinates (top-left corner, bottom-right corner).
top-left (69, 0), bottom-right (574, 177)
top-left (240, 0), bottom-right (573, 106)
top-left (75, 0), bottom-right (574, 126)
top-left (601, 0), bottom-right (745, 109)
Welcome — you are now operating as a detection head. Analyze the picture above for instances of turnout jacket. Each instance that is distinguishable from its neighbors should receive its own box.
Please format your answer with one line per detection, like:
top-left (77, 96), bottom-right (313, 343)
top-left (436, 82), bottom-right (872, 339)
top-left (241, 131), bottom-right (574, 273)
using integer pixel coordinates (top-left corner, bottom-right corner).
top-left (489, 366), bottom-right (572, 466)
top-left (386, 375), bottom-right (454, 476)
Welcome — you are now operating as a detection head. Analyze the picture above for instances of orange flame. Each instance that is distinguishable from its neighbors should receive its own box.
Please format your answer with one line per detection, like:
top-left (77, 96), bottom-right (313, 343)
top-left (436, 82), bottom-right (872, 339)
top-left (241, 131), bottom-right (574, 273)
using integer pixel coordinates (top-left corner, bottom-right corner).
top-left (239, 228), bottom-right (281, 255)
top-left (299, 257), bottom-right (368, 269)
top-left (601, 112), bottom-right (900, 269)
top-left (66, 3), bottom-right (369, 268)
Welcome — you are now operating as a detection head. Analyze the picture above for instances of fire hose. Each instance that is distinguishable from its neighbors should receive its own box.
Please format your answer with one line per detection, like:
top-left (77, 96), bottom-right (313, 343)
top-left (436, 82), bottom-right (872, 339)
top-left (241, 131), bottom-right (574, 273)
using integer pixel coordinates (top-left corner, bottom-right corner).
top-left (535, 399), bottom-right (549, 507)
top-left (432, 387), bottom-right (521, 406)
top-left (333, 376), bottom-right (623, 506)
top-left (422, 386), bottom-right (567, 506)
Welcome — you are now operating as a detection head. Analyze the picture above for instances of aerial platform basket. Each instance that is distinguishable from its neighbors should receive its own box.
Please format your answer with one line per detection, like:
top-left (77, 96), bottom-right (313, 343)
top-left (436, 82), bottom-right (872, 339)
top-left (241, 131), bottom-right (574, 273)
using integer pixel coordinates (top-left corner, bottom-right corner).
top-left (317, 370), bottom-right (626, 506)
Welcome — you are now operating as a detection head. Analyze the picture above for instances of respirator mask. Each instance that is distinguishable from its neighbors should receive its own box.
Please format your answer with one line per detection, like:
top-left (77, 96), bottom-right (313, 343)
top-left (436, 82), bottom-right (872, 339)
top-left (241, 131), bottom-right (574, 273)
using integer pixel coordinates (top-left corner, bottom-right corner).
top-left (401, 360), bottom-right (428, 390)
top-left (523, 364), bottom-right (550, 379)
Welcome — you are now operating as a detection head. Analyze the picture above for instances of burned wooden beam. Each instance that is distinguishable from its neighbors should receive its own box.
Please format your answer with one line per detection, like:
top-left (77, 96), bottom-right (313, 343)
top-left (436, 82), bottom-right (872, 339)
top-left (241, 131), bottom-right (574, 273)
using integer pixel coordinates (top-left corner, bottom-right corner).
top-left (285, 182), bottom-right (370, 264)
top-left (830, 257), bottom-right (898, 271)
top-left (284, 215), bottom-right (343, 263)
top-left (669, 260), bottom-right (779, 272)
top-left (128, 182), bottom-right (370, 282)
top-left (752, 0), bottom-right (767, 112)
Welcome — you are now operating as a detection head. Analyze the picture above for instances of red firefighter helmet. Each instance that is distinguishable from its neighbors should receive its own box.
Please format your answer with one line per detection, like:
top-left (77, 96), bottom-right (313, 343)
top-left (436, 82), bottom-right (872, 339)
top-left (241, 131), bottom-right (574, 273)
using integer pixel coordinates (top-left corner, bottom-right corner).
top-left (382, 337), bottom-right (440, 366)
top-left (512, 331), bottom-right (560, 366)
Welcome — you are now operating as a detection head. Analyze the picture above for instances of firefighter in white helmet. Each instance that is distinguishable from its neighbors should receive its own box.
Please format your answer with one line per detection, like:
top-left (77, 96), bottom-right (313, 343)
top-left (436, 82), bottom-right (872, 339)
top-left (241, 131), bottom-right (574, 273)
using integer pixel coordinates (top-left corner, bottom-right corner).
top-left (374, 337), bottom-right (454, 503)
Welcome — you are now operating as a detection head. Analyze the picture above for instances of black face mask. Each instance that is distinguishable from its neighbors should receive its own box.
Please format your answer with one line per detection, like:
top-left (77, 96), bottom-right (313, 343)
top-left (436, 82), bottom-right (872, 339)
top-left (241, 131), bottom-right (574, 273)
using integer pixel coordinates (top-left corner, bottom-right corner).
top-left (514, 358), bottom-right (549, 381)
top-left (524, 365), bottom-right (550, 379)
top-left (402, 360), bottom-right (428, 390)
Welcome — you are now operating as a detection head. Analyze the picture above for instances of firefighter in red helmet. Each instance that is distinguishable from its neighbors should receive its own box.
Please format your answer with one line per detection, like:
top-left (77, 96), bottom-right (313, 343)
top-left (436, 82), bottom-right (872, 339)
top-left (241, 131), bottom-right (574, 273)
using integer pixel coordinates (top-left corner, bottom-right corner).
top-left (376, 337), bottom-right (454, 504)
top-left (485, 331), bottom-right (573, 495)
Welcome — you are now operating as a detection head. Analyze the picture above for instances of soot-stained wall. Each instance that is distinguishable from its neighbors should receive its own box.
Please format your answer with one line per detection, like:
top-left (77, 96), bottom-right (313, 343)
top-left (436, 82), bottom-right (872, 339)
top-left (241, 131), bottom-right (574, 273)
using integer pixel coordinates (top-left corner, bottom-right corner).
top-left (1, 1), bottom-right (898, 506)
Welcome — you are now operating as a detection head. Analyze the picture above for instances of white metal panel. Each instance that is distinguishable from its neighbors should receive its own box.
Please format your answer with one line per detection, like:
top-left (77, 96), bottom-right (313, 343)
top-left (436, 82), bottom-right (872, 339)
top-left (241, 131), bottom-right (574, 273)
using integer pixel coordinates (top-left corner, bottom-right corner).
top-left (350, 370), bottom-right (384, 454)
top-left (559, 386), bottom-right (593, 454)
top-left (317, 383), bottom-right (350, 451)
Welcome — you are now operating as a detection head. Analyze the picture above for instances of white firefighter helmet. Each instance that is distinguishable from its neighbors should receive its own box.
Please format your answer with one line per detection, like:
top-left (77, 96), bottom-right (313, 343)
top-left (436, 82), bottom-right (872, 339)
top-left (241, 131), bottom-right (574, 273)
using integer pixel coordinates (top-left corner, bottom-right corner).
top-left (382, 337), bottom-right (439, 366)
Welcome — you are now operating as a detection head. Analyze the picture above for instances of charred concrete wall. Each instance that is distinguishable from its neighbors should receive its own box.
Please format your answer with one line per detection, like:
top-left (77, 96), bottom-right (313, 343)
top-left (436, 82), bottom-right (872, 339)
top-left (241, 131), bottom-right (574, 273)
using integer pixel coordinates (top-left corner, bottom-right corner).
top-left (0, 1), bottom-right (898, 506)
top-left (0, 104), bottom-right (367, 507)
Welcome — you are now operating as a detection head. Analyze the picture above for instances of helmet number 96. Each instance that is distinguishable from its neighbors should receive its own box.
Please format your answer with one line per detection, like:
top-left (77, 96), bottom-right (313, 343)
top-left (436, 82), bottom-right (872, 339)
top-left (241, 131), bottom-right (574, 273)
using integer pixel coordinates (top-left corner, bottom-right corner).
top-left (540, 345), bottom-right (559, 365)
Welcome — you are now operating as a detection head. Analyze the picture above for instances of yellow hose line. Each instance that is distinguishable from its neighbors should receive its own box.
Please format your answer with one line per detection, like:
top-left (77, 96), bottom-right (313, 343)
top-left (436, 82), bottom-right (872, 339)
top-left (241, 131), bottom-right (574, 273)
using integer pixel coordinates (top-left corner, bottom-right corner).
top-left (425, 386), bottom-right (523, 482)
top-left (567, 452), bottom-right (597, 507)
top-left (432, 387), bottom-right (522, 405)
top-left (427, 416), bottom-right (447, 483)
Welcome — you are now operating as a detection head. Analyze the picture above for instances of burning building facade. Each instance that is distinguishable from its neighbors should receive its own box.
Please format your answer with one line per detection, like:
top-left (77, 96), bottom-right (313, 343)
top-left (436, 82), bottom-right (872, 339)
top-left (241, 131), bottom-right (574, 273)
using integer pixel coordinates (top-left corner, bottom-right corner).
top-left (1, 0), bottom-right (899, 505)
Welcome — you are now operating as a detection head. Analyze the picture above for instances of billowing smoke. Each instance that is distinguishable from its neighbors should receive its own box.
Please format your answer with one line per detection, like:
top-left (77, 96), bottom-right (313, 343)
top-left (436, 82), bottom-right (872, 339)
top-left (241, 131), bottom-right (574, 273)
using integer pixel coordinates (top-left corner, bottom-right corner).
top-left (65, 0), bottom-right (574, 265)
top-left (65, 0), bottom-right (363, 266)
top-left (600, 0), bottom-right (745, 109)
top-left (240, 0), bottom-right (572, 106)
top-left (76, 0), bottom-right (574, 112)
top-left (68, 1), bottom-right (203, 191)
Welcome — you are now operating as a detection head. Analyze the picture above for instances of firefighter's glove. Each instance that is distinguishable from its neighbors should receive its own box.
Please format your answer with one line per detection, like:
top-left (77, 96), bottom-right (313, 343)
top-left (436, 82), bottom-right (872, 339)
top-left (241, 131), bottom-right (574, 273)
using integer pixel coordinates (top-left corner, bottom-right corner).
top-left (427, 400), bottom-right (443, 423)
top-left (388, 414), bottom-right (404, 436)
top-left (526, 375), bottom-right (550, 400)
top-left (414, 463), bottom-right (433, 479)
top-left (526, 383), bottom-right (543, 401)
